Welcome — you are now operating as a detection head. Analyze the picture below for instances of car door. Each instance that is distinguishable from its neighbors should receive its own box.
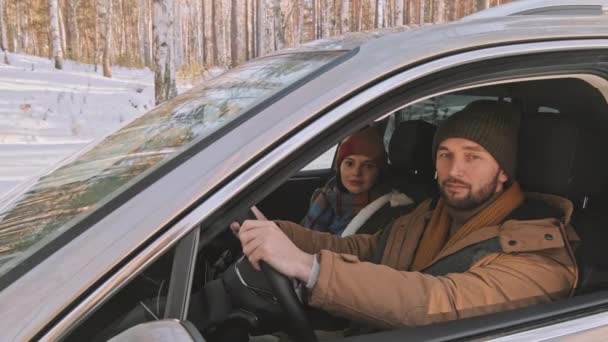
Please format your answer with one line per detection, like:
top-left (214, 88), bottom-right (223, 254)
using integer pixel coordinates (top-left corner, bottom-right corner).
top-left (190, 43), bottom-right (608, 341)
top-left (195, 43), bottom-right (608, 341)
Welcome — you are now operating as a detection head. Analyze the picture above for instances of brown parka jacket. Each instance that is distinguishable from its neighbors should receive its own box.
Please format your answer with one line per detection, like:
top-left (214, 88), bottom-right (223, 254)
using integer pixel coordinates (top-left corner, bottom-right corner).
top-left (276, 193), bottom-right (578, 328)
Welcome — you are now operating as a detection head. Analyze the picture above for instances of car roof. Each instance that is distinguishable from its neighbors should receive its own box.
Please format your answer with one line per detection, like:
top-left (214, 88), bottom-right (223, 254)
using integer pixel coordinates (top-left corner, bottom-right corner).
top-left (462, 0), bottom-right (608, 20)
top-left (280, 16), bottom-right (608, 119)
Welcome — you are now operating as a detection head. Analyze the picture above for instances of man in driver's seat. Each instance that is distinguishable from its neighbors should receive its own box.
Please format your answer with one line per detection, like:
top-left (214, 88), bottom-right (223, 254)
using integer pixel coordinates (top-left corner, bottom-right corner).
top-left (232, 100), bottom-right (578, 329)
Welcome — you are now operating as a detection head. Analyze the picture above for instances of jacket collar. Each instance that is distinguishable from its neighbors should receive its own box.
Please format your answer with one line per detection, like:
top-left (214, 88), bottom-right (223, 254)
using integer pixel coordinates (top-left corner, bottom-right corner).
top-left (425, 193), bottom-right (574, 267)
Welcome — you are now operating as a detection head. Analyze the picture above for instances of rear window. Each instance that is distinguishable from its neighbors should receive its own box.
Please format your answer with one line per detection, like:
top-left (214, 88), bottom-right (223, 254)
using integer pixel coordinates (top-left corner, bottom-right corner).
top-left (0, 50), bottom-right (351, 279)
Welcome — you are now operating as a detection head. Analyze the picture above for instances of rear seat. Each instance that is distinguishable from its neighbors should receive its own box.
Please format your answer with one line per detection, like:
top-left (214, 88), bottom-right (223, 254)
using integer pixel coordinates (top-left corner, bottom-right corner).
top-left (387, 120), bottom-right (438, 203)
top-left (517, 112), bottom-right (608, 295)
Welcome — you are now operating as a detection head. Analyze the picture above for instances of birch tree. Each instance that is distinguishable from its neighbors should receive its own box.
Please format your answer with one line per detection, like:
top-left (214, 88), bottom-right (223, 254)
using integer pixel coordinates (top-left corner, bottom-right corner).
top-left (58, 4), bottom-right (66, 56)
top-left (173, 0), bottom-right (183, 67)
top-left (230, 0), bottom-right (237, 66)
top-left (271, 0), bottom-right (283, 51)
top-left (139, 0), bottom-right (152, 67)
top-left (96, 0), bottom-right (112, 77)
top-left (153, 0), bottom-right (177, 105)
top-left (477, 0), bottom-right (491, 11)
top-left (0, 0), bottom-right (7, 63)
top-left (48, 0), bottom-right (63, 69)
top-left (65, 0), bottom-right (79, 59)
top-left (394, 0), bottom-right (403, 26)
top-left (211, 0), bottom-right (218, 63)
top-left (255, 0), bottom-right (264, 57)
top-left (434, 0), bottom-right (445, 23)
top-left (14, 0), bottom-right (22, 52)
top-left (339, 0), bottom-right (348, 33)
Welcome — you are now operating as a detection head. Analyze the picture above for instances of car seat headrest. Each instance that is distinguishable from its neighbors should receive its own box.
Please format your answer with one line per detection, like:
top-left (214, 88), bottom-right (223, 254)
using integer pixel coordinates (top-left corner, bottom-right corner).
top-left (516, 113), bottom-right (607, 208)
top-left (389, 120), bottom-right (437, 179)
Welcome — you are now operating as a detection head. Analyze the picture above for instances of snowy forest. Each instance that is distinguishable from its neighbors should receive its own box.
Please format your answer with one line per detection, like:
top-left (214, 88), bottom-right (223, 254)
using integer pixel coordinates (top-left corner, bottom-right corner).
top-left (0, 0), bottom-right (513, 102)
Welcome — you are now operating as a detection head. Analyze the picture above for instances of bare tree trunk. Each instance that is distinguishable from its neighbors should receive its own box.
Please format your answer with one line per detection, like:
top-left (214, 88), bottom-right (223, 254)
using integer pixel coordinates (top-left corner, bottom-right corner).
top-left (119, 0), bottom-right (127, 61)
top-left (255, 0), bottom-right (264, 57)
top-left (292, 0), bottom-right (299, 43)
top-left (339, 0), bottom-right (349, 33)
top-left (153, 0), bottom-right (177, 104)
top-left (140, 0), bottom-right (152, 67)
top-left (230, 0), bottom-right (237, 66)
top-left (97, 0), bottom-right (112, 77)
top-left (201, 0), bottom-right (208, 66)
top-left (94, 1), bottom-right (99, 71)
top-left (104, 0), bottom-right (112, 76)
top-left (0, 0), bottom-right (8, 63)
top-left (375, 0), bottom-right (386, 28)
top-left (252, 0), bottom-right (258, 56)
top-left (410, 0), bottom-right (416, 24)
top-left (171, 0), bottom-right (179, 67)
top-left (477, 0), bottom-right (490, 11)
top-left (312, 0), bottom-right (317, 39)
top-left (49, 0), bottom-right (63, 69)
top-left (211, 0), bottom-right (218, 64)
top-left (386, 0), bottom-right (393, 26)
top-left (322, 0), bottom-right (331, 37)
top-left (272, 0), bottom-right (283, 51)
top-left (420, 0), bottom-right (426, 23)
top-left (353, 0), bottom-right (361, 31)
top-left (434, 0), bottom-right (445, 22)
top-left (15, 0), bottom-right (22, 52)
top-left (65, 0), bottom-right (79, 60)
top-left (58, 2), bottom-right (67, 58)
top-left (394, 0), bottom-right (403, 26)
top-left (245, 0), bottom-right (250, 58)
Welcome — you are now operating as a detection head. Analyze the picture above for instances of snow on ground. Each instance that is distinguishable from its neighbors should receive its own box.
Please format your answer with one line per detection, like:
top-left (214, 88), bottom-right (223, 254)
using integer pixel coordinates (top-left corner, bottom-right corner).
top-left (0, 52), bottom-right (155, 197)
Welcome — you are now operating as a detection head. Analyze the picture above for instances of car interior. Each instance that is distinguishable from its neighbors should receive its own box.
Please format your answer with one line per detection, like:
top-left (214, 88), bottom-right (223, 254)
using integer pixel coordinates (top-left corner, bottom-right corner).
top-left (65, 75), bottom-right (608, 341)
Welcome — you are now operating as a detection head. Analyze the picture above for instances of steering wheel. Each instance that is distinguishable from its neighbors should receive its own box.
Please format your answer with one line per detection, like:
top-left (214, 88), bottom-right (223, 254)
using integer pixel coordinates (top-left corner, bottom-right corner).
top-left (229, 207), bottom-right (317, 341)
top-left (260, 262), bottom-right (318, 342)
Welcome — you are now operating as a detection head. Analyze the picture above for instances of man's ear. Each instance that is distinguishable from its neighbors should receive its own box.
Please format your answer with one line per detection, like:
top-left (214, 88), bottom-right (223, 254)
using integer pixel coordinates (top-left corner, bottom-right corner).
top-left (498, 169), bottom-right (508, 184)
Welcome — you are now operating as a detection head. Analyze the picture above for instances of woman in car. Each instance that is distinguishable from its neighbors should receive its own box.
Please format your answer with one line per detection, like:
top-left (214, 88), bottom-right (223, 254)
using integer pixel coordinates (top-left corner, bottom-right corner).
top-left (301, 126), bottom-right (392, 235)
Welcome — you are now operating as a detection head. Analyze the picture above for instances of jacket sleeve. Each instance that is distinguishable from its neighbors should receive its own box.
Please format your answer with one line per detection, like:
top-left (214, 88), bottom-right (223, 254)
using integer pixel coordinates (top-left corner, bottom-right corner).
top-left (309, 248), bottom-right (576, 328)
top-left (275, 220), bottom-right (379, 262)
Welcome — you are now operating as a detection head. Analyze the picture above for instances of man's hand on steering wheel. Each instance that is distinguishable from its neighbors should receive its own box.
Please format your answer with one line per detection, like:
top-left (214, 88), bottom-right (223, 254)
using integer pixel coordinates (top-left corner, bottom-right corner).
top-left (230, 219), bottom-right (314, 283)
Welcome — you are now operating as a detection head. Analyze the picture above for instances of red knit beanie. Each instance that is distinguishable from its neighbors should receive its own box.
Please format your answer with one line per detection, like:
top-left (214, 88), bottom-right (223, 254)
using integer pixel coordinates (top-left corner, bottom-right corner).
top-left (335, 127), bottom-right (387, 169)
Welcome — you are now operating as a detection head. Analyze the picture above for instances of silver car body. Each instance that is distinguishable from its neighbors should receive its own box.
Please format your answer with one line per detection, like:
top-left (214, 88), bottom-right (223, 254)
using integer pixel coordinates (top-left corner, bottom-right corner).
top-left (462, 0), bottom-right (608, 20)
top-left (1, 15), bottom-right (608, 341)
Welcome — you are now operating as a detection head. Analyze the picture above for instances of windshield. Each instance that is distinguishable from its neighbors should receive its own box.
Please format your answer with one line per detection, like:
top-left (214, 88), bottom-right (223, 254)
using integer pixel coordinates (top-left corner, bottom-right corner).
top-left (0, 50), bottom-right (349, 278)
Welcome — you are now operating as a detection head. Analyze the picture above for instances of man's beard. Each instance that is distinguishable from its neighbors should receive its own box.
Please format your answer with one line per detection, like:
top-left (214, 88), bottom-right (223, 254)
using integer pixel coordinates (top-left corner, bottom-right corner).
top-left (439, 172), bottom-right (500, 211)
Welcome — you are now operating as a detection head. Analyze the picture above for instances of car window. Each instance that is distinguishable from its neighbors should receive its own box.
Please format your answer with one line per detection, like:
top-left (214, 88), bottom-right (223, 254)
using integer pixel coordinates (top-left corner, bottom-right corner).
top-left (301, 145), bottom-right (337, 171)
top-left (0, 50), bottom-right (351, 279)
top-left (383, 94), bottom-right (507, 136)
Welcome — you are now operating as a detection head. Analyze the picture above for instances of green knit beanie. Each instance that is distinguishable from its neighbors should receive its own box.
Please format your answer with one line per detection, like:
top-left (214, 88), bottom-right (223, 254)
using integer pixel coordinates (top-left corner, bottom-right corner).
top-left (432, 100), bottom-right (521, 178)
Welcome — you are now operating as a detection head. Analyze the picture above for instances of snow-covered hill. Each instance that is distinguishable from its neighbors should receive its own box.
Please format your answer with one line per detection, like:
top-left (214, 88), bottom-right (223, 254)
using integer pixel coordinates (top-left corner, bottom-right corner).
top-left (0, 53), bottom-right (155, 196)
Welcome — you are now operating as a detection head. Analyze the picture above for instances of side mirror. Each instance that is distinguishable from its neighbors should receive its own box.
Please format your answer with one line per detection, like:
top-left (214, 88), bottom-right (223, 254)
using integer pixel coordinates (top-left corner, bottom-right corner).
top-left (108, 320), bottom-right (205, 342)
